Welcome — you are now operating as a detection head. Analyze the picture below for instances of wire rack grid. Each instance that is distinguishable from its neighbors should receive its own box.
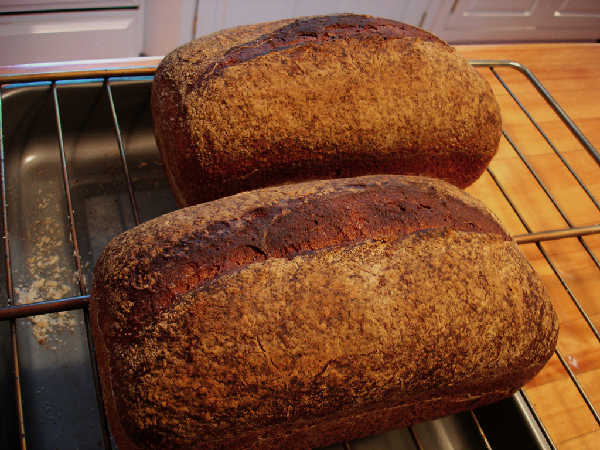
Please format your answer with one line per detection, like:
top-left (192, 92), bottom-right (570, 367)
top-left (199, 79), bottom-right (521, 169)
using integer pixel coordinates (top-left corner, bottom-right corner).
top-left (0, 60), bottom-right (598, 449)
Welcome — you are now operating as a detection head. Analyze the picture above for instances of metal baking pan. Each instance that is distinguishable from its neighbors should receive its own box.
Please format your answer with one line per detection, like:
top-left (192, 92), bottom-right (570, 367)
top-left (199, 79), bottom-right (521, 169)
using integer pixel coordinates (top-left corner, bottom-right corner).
top-left (0, 74), bottom-right (555, 449)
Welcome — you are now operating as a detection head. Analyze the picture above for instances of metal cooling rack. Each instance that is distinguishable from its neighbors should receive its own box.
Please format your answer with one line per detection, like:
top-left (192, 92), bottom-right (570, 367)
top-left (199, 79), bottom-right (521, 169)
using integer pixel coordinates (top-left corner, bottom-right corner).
top-left (0, 61), bottom-right (598, 449)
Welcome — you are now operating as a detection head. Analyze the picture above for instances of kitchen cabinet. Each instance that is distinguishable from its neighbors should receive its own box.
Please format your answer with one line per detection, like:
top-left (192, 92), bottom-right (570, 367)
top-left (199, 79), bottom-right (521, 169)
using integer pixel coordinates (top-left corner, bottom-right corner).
top-left (144, 0), bottom-right (600, 57)
top-left (0, 1), bottom-right (139, 13)
top-left (2, 0), bottom-right (599, 66)
top-left (427, 0), bottom-right (600, 42)
top-left (0, 1), bottom-right (143, 65)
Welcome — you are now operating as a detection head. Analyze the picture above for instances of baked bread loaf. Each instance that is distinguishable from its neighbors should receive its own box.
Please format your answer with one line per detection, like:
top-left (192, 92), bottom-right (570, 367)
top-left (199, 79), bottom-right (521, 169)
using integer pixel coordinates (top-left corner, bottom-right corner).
top-left (151, 14), bottom-right (502, 207)
top-left (91, 175), bottom-right (557, 449)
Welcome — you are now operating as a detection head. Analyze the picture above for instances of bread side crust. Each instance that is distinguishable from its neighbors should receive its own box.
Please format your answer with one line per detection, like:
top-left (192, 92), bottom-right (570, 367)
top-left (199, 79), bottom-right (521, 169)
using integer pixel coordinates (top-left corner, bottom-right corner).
top-left (95, 230), bottom-right (557, 448)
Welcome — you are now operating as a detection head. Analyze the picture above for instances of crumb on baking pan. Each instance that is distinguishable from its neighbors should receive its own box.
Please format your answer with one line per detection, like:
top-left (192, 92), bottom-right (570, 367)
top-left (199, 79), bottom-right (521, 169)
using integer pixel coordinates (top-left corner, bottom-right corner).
top-left (14, 188), bottom-right (83, 347)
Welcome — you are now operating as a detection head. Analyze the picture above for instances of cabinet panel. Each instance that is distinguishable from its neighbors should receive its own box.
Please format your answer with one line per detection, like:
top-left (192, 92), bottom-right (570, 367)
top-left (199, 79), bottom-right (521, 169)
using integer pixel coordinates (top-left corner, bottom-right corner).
top-left (0, 1), bottom-right (139, 13)
top-left (549, 0), bottom-right (600, 28)
top-left (443, 0), bottom-right (542, 29)
top-left (0, 9), bottom-right (143, 65)
top-left (429, 0), bottom-right (600, 43)
top-left (459, 0), bottom-right (538, 15)
top-left (556, 0), bottom-right (600, 16)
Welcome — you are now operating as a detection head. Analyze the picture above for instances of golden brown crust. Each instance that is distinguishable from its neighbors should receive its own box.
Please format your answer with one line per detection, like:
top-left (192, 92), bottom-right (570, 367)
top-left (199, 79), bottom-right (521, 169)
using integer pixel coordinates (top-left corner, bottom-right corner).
top-left (151, 14), bottom-right (501, 207)
top-left (91, 175), bottom-right (557, 449)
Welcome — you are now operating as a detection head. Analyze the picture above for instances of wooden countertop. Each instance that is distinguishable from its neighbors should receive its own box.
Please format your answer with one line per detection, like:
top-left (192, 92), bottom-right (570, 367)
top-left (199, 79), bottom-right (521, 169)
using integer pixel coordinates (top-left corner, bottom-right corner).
top-left (2, 43), bottom-right (599, 449)
top-left (457, 43), bottom-right (600, 450)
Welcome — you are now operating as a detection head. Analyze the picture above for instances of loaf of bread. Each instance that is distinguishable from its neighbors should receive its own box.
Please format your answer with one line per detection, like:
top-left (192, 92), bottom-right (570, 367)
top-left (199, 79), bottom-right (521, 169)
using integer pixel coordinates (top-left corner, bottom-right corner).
top-left (90, 175), bottom-right (557, 449)
top-left (151, 14), bottom-right (502, 207)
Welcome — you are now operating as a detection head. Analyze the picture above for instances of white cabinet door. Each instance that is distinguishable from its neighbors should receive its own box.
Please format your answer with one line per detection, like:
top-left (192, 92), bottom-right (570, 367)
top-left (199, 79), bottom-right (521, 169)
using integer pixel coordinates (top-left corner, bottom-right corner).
top-left (0, 1), bottom-right (139, 13)
top-left (546, 0), bottom-right (600, 29)
top-left (0, 7), bottom-right (144, 65)
top-left (427, 0), bottom-right (600, 43)
top-left (439, 0), bottom-right (540, 31)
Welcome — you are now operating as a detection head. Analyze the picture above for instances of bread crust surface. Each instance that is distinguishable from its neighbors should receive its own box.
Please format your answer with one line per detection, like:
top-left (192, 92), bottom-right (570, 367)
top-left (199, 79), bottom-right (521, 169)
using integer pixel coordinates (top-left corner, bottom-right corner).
top-left (151, 15), bottom-right (502, 206)
top-left (91, 175), bottom-right (557, 449)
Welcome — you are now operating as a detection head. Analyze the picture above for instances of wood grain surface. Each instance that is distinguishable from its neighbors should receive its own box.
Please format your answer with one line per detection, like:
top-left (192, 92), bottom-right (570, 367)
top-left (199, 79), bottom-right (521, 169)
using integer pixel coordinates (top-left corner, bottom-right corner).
top-left (457, 44), bottom-right (600, 449)
top-left (1, 43), bottom-right (598, 449)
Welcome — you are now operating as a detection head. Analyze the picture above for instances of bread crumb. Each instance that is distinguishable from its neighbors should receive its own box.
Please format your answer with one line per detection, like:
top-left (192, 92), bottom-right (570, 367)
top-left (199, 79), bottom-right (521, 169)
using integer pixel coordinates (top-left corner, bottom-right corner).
top-left (15, 190), bottom-right (80, 347)
top-left (28, 312), bottom-right (77, 344)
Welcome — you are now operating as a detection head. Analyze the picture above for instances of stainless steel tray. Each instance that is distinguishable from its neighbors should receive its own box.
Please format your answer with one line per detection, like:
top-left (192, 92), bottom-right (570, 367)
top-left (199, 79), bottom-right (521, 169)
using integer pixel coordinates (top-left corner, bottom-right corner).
top-left (1, 62), bottom-right (597, 449)
top-left (0, 77), bottom-right (175, 449)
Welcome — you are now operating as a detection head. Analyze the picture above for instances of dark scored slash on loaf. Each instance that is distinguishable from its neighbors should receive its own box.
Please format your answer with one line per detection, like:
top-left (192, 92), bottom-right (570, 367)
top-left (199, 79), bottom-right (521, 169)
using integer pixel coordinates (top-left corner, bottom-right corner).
top-left (93, 176), bottom-right (508, 341)
top-left (152, 14), bottom-right (502, 207)
top-left (90, 175), bottom-right (557, 449)
top-left (195, 15), bottom-right (445, 84)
